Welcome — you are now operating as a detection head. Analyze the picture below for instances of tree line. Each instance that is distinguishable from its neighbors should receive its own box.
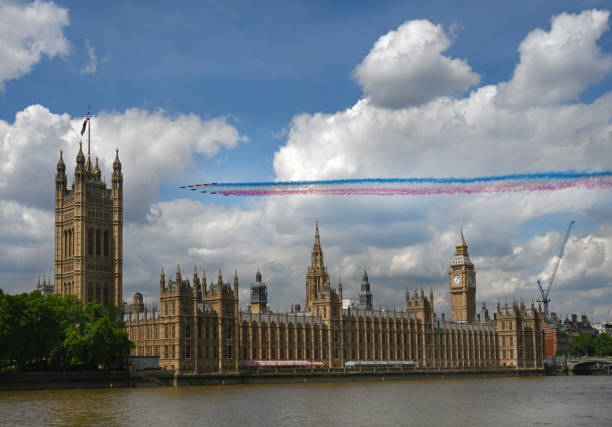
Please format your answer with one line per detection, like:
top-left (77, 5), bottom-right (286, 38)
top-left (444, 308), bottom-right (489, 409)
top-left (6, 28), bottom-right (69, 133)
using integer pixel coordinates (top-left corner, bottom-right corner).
top-left (0, 289), bottom-right (133, 372)
top-left (566, 333), bottom-right (612, 357)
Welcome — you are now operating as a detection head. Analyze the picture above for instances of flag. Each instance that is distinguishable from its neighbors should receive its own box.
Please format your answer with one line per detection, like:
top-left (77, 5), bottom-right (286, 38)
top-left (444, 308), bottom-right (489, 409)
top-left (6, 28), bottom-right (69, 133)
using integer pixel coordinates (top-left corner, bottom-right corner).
top-left (80, 112), bottom-right (90, 136)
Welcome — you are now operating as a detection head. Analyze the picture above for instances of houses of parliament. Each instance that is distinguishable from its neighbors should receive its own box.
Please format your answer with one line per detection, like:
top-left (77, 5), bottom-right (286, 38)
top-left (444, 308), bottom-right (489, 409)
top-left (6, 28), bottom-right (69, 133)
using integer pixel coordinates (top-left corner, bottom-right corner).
top-left (54, 146), bottom-right (544, 373)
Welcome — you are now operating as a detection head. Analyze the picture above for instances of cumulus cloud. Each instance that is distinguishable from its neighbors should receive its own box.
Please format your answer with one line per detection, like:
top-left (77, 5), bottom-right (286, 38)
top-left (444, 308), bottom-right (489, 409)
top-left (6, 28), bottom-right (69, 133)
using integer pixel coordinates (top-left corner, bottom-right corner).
top-left (274, 88), bottom-right (612, 181)
top-left (268, 10), bottom-right (612, 317)
top-left (499, 9), bottom-right (612, 106)
top-left (353, 19), bottom-right (480, 108)
top-left (0, 105), bottom-right (248, 219)
top-left (3, 10), bottom-right (612, 322)
top-left (0, 0), bottom-right (70, 89)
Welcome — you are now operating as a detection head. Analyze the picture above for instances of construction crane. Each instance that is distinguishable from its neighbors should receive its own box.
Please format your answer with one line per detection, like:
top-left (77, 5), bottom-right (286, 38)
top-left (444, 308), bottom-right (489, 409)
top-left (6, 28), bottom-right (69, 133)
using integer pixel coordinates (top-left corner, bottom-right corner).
top-left (537, 220), bottom-right (575, 322)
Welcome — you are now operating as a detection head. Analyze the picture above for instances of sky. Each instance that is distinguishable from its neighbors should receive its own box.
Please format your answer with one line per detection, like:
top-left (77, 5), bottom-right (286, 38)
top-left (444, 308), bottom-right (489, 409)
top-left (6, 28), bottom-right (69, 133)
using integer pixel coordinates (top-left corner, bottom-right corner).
top-left (1, 0), bottom-right (611, 321)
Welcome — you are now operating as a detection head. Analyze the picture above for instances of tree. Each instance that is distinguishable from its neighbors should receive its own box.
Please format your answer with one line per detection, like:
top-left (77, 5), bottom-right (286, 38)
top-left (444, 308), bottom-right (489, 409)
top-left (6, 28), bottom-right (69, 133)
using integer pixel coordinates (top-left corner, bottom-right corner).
top-left (1, 289), bottom-right (133, 371)
top-left (569, 334), bottom-right (596, 356)
top-left (64, 301), bottom-right (133, 369)
top-left (594, 333), bottom-right (612, 357)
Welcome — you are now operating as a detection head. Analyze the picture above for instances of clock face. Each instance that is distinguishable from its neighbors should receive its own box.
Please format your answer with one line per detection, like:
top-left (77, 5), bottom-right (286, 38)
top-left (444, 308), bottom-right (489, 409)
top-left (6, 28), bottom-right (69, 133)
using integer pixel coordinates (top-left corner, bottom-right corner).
top-left (468, 275), bottom-right (474, 285)
top-left (453, 274), bottom-right (461, 285)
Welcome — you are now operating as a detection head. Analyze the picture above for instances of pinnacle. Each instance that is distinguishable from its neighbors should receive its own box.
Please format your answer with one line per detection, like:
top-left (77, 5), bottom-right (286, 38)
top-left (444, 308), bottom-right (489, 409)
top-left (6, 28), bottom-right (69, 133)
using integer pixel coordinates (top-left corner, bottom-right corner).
top-left (456, 224), bottom-right (467, 247)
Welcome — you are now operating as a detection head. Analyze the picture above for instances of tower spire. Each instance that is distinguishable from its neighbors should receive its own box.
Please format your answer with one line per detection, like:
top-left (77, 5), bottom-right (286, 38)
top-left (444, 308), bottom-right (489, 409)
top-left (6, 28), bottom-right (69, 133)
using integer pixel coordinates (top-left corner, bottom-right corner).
top-left (456, 223), bottom-right (467, 248)
top-left (87, 104), bottom-right (91, 156)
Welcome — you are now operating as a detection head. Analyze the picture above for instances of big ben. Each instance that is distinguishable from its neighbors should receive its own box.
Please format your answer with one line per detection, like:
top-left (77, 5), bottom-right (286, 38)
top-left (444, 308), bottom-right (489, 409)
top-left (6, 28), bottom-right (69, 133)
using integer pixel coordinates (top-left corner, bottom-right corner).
top-left (449, 225), bottom-right (476, 323)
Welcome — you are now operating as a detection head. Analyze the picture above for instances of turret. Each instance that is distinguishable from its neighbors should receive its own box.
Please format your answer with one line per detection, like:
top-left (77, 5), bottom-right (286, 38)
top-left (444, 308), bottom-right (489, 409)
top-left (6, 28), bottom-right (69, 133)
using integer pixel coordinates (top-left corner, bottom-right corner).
top-left (305, 220), bottom-right (331, 312)
top-left (76, 142), bottom-right (85, 171)
top-left (217, 268), bottom-right (223, 292)
top-left (233, 270), bottom-right (239, 295)
top-left (359, 267), bottom-right (373, 310)
top-left (55, 150), bottom-right (67, 193)
top-left (250, 268), bottom-right (268, 314)
top-left (113, 149), bottom-right (122, 174)
top-left (194, 267), bottom-right (201, 294)
top-left (202, 270), bottom-right (207, 296)
top-left (176, 264), bottom-right (182, 286)
top-left (160, 267), bottom-right (165, 293)
top-left (93, 156), bottom-right (101, 179)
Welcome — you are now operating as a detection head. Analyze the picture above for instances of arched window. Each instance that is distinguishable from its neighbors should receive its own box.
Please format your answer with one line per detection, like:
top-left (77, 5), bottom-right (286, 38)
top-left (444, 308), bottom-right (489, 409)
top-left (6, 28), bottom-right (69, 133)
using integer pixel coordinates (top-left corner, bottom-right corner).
top-left (96, 230), bottom-right (101, 256)
top-left (88, 229), bottom-right (93, 255)
top-left (103, 230), bottom-right (109, 257)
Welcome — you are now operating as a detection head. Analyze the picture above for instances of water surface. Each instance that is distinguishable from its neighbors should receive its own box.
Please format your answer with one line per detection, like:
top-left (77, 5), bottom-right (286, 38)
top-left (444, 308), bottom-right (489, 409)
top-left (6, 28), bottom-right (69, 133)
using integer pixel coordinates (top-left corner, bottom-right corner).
top-left (1, 376), bottom-right (610, 426)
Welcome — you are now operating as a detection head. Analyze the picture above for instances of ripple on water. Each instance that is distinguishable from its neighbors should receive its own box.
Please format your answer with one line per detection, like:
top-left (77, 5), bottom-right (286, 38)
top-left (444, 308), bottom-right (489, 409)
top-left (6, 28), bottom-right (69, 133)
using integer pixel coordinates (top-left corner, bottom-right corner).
top-left (0, 376), bottom-right (611, 426)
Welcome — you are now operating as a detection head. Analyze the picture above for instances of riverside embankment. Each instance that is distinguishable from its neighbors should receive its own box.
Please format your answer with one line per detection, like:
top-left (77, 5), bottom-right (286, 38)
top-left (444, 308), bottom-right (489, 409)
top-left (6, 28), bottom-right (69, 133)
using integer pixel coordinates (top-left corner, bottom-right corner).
top-left (1, 367), bottom-right (543, 391)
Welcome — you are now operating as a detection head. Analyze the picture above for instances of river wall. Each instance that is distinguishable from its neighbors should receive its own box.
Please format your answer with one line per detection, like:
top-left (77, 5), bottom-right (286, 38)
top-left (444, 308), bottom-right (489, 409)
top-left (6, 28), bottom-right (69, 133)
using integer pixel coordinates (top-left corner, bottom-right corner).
top-left (0, 371), bottom-right (131, 391)
top-left (1, 368), bottom-right (543, 391)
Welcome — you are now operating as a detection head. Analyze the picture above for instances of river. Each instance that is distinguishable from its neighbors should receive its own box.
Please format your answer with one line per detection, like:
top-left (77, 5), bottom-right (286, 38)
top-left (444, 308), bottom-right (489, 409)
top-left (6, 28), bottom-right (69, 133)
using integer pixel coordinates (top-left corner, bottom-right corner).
top-left (1, 376), bottom-right (610, 426)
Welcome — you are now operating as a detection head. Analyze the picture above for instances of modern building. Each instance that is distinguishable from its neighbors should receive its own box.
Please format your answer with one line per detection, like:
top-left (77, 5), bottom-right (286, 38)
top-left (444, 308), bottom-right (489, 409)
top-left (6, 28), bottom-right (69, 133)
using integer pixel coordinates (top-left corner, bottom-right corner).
top-left (125, 224), bottom-right (544, 372)
top-left (54, 145), bottom-right (123, 306)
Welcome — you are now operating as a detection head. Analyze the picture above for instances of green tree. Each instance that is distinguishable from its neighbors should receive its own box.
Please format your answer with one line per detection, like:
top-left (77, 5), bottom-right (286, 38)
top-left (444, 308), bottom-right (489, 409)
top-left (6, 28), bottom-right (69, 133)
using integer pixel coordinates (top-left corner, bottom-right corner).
top-left (64, 301), bottom-right (133, 369)
top-left (569, 334), bottom-right (596, 356)
top-left (1, 290), bottom-right (132, 371)
top-left (594, 333), bottom-right (612, 356)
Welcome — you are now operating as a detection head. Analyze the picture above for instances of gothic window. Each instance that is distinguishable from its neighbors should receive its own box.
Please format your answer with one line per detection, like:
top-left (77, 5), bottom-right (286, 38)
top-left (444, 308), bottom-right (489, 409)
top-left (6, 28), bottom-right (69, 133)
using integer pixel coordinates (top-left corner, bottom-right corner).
top-left (88, 229), bottom-right (94, 255)
top-left (96, 230), bottom-right (101, 256)
top-left (186, 324), bottom-right (191, 339)
top-left (103, 230), bottom-right (109, 257)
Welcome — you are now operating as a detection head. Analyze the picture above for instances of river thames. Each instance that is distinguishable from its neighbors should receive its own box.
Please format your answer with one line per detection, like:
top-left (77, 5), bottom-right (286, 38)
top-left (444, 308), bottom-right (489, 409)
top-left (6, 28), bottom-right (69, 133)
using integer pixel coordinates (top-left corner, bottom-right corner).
top-left (1, 376), bottom-right (610, 426)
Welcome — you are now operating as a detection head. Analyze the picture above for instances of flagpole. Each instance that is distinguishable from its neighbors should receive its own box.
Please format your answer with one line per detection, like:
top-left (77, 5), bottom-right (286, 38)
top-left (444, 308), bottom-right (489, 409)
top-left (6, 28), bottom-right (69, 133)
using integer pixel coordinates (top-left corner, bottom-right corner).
top-left (88, 104), bottom-right (91, 156)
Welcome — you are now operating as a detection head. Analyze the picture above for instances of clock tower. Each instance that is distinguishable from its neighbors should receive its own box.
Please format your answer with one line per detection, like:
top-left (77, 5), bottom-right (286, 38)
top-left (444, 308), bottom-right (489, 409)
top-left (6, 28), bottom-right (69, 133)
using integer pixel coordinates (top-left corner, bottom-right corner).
top-left (449, 225), bottom-right (476, 323)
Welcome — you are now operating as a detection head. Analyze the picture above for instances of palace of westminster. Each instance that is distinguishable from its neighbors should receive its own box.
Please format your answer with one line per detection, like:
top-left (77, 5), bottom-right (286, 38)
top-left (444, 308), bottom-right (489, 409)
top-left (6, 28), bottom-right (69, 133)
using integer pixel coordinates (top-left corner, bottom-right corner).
top-left (53, 146), bottom-right (544, 373)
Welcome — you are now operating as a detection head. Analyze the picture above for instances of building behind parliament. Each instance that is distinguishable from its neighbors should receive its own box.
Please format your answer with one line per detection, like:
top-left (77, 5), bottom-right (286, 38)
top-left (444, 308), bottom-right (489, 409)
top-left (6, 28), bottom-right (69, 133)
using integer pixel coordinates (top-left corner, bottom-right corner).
top-left (54, 146), bottom-right (544, 373)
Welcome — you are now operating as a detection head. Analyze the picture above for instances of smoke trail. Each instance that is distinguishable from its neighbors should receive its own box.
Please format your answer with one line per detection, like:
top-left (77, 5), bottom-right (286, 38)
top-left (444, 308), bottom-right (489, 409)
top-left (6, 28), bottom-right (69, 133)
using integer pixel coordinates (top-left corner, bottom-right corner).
top-left (181, 171), bottom-right (612, 197)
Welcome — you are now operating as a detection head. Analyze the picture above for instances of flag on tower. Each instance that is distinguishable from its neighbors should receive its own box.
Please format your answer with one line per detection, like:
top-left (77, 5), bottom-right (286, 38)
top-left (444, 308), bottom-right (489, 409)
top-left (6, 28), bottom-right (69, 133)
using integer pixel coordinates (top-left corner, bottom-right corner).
top-left (80, 111), bottom-right (91, 136)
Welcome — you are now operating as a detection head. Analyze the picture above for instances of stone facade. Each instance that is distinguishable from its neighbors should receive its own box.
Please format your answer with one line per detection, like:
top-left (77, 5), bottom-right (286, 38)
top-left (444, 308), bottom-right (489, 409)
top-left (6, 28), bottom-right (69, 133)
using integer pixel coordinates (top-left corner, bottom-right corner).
top-left (125, 224), bottom-right (544, 372)
top-left (54, 145), bottom-right (123, 306)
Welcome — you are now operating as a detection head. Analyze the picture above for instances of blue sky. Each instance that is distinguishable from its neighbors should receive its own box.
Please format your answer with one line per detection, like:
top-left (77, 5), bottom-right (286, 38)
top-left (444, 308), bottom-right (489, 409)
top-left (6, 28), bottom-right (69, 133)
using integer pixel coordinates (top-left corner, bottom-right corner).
top-left (1, 0), bottom-right (612, 320)
top-left (4, 0), bottom-right (612, 187)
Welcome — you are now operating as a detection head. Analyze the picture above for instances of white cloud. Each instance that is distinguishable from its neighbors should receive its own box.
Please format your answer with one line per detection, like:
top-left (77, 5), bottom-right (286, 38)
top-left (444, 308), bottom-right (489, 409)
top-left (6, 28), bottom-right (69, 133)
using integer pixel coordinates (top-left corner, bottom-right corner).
top-left (267, 11), bottom-right (612, 318)
top-left (80, 39), bottom-right (98, 74)
top-left (274, 88), bottom-right (612, 182)
top-left (0, 105), bottom-right (248, 219)
top-left (353, 19), bottom-right (480, 108)
top-left (499, 9), bottom-right (612, 106)
top-left (2, 11), bottom-right (612, 322)
top-left (0, 0), bottom-right (70, 89)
